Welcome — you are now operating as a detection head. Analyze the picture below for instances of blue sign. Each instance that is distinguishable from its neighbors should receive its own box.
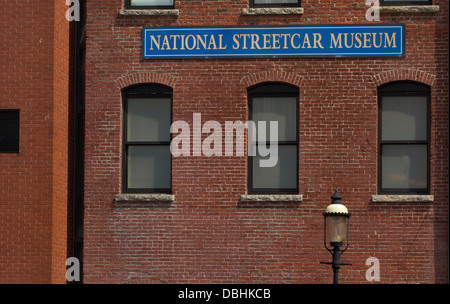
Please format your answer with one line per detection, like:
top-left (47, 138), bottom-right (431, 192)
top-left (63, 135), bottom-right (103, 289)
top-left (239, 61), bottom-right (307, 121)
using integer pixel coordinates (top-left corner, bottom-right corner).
top-left (142, 25), bottom-right (404, 59)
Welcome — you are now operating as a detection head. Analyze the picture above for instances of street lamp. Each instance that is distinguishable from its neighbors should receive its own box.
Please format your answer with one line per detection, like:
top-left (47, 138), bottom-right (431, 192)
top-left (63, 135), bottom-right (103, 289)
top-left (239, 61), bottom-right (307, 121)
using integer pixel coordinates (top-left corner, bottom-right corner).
top-left (320, 190), bottom-right (351, 284)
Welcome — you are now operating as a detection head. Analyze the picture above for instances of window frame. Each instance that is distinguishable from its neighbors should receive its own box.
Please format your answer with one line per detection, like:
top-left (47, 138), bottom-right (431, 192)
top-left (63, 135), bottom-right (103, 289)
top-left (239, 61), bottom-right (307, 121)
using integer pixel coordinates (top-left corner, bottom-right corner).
top-left (0, 109), bottom-right (20, 153)
top-left (247, 82), bottom-right (299, 195)
top-left (379, 0), bottom-right (432, 6)
top-left (124, 0), bottom-right (175, 10)
top-left (377, 81), bottom-right (431, 195)
top-left (249, 0), bottom-right (301, 8)
top-left (122, 84), bottom-right (173, 194)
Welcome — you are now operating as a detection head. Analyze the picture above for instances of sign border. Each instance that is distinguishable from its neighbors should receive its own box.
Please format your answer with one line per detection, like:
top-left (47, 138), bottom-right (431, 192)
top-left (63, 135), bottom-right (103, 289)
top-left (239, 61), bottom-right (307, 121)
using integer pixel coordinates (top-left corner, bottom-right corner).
top-left (142, 24), bottom-right (405, 59)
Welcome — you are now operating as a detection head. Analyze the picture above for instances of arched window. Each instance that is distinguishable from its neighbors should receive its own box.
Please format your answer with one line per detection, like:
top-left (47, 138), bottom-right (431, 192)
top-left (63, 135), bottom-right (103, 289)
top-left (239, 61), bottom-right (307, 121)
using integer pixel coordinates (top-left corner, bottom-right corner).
top-left (248, 82), bottom-right (299, 194)
top-left (122, 84), bottom-right (172, 193)
top-left (378, 81), bottom-right (430, 194)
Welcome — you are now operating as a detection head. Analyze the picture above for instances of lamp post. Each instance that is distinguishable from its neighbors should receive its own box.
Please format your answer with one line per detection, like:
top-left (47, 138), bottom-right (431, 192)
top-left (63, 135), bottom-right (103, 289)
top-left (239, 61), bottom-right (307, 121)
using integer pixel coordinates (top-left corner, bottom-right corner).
top-left (320, 191), bottom-right (351, 284)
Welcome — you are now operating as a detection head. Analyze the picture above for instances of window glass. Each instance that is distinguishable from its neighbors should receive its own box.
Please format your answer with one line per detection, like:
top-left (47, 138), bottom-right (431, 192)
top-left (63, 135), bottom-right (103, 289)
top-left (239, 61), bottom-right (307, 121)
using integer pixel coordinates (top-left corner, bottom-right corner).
top-left (252, 145), bottom-right (297, 189)
top-left (381, 145), bottom-right (427, 190)
top-left (254, 0), bottom-right (298, 3)
top-left (380, 0), bottom-right (432, 5)
top-left (127, 98), bottom-right (171, 142)
top-left (251, 0), bottom-right (300, 7)
top-left (127, 145), bottom-right (171, 189)
top-left (123, 85), bottom-right (172, 193)
top-left (252, 97), bottom-right (296, 142)
top-left (130, 0), bottom-right (174, 6)
top-left (381, 96), bottom-right (427, 141)
top-left (382, 0), bottom-right (430, 2)
top-left (0, 110), bottom-right (20, 153)
top-left (378, 82), bottom-right (429, 194)
top-left (248, 83), bottom-right (299, 194)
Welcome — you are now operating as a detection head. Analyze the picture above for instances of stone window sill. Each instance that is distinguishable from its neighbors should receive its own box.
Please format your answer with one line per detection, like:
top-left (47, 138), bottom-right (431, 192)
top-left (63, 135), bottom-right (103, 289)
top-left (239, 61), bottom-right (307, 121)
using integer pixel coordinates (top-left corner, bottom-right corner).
top-left (242, 8), bottom-right (304, 15)
top-left (240, 194), bottom-right (303, 202)
top-left (119, 9), bottom-right (180, 16)
top-left (114, 193), bottom-right (175, 202)
top-left (371, 194), bottom-right (434, 203)
top-left (378, 5), bottom-right (439, 14)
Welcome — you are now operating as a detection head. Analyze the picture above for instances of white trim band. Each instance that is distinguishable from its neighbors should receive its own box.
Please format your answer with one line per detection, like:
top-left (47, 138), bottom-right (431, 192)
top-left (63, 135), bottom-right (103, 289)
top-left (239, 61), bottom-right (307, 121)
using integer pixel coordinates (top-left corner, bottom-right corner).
top-left (371, 195), bottom-right (434, 203)
top-left (242, 8), bottom-right (304, 15)
top-left (115, 193), bottom-right (175, 202)
top-left (119, 9), bottom-right (180, 16)
top-left (240, 194), bottom-right (303, 202)
top-left (378, 5), bottom-right (439, 14)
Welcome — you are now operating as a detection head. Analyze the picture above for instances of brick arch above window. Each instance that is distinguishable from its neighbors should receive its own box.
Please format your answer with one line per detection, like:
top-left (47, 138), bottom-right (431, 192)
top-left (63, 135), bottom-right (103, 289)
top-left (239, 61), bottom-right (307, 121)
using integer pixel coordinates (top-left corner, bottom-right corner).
top-left (240, 69), bottom-right (303, 91)
top-left (370, 68), bottom-right (436, 88)
top-left (114, 72), bottom-right (178, 90)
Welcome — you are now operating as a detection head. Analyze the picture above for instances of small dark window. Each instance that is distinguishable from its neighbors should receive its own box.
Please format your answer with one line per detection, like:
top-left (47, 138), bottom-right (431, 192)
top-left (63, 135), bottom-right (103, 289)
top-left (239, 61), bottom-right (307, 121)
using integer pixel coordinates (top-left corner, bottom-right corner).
top-left (250, 0), bottom-right (301, 8)
top-left (0, 110), bottom-right (20, 153)
top-left (378, 82), bottom-right (430, 194)
top-left (380, 0), bottom-right (432, 6)
top-left (248, 83), bottom-right (299, 194)
top-left (125, 0), bottom-right (174, 9)
top-left (122, 85), bottom-right (172, 193)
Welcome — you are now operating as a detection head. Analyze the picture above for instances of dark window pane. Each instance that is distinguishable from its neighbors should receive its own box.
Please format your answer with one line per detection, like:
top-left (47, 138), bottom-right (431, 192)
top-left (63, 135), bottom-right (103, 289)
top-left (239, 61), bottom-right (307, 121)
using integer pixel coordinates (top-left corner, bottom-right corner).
top-left (130, 0), bottom-right (173, 6)
top-left (127, 145), bottom-right (171, 189)
top-left (127, 98), bottom-right (171, 142)
top-left (123, 85), bottom-right (172, 193)
top-left (0, 110), bottom-right (20, 153)
top-left (380, 0), bottom-right (432, 6)
top-left (254, 0), bottom-right (298, 3)
top-left (381, 144), bottom-right (427, 190)
top-left (252, 145), bottom-right (297, 189)
top-left (378, 82), bottom-right (430, 194)
top-left (382, 0), bottom-right (429, 2)
top-left (248, 83), bottom-right (299, 194)
top-left (252, 97), bottom-right (296, 142)
top-left (381, 96), bottom-right (427, 141)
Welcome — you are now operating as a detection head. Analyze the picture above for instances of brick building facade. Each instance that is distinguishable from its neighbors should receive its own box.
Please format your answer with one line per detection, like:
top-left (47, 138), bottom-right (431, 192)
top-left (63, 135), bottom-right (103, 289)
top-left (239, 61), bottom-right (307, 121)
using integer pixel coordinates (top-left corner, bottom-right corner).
top-left (1, 0), bottom-right (448, 284)
top-left (0, 0), bottom-right (75, 283)
top-left (82, 0), bottom-right (448, 284)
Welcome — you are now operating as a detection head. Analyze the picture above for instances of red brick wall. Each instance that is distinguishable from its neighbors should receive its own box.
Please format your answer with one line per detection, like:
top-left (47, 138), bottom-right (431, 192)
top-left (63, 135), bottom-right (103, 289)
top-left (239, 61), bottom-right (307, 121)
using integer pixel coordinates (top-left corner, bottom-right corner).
top-left (83, 0), bottom-right (448, 283)
top-left (0, 0), bottom-right (73, 283)
top-left (51, 0), bottom-right (73, 284)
